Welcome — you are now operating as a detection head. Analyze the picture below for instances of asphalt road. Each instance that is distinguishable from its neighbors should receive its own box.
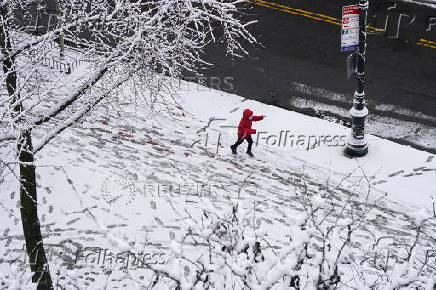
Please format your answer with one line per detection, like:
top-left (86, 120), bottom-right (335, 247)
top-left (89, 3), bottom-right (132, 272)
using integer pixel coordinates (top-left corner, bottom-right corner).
top-left (201, 0), bottom-right (436, 151)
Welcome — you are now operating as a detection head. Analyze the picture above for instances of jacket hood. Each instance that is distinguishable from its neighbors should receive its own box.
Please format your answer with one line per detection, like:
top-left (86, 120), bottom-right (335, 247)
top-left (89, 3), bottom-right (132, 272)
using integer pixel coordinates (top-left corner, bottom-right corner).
top-left (242, 109), bottom-right (253, 119)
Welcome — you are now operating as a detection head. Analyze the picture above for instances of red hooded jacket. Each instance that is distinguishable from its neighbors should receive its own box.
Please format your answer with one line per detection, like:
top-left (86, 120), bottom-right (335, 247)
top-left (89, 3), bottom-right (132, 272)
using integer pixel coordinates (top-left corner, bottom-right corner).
top-left (238, 109), bottom-right (263, 139)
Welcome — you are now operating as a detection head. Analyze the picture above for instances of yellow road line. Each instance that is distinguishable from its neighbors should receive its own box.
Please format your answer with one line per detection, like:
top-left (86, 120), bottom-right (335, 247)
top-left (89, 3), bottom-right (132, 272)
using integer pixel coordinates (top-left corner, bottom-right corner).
top-left (417, 42), bottom-right (436, 49)
top-left (367, 26), bottom-right (384, 32)
top-left (247, 0), bottom-right (341, 25)
top-left (419, 38), bottom-right (436, 45)
top-left (247, 0), bottom-right (435, 50)
top-left (315, 13), bottom-right (338, 21)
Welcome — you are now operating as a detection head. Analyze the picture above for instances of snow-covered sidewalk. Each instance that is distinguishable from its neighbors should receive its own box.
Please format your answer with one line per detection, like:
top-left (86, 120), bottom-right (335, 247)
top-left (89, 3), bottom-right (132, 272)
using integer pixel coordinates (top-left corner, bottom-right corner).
top-left (1, 80), bottom-right (435, 289)
top-left (182, 83), bottom-right (436, 209)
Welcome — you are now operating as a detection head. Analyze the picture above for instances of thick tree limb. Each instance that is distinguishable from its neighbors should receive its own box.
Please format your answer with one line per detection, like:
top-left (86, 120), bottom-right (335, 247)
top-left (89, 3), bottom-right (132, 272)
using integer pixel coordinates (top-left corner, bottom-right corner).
top-left (33, 72), bottom-right (131, 154)
top-left (32, 65), bottom-right (108, 127)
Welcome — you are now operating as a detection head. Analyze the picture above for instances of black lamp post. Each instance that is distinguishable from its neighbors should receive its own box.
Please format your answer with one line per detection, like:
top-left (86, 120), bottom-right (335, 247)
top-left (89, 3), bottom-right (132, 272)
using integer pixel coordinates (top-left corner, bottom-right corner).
top-left (346, 0), bottom-right (369, 157)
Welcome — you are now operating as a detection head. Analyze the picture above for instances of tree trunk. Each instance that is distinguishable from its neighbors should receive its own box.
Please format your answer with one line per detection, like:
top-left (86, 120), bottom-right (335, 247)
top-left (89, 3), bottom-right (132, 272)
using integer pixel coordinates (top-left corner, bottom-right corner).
top-left (0, 5), bottom-right (54, 289)
top-left (18, 130), bottom-right (54, 289)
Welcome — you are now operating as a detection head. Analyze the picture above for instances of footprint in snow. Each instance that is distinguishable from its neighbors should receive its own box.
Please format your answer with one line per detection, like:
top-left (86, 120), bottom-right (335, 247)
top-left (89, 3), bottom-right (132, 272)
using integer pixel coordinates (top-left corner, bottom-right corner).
top-left (154, 217), bottom-right (164, 226)
top-left (66, 217), bottom-right (81, 225)
top-left (5, 237), bottom-right (12, 248)
top-left (387, 170), bottom-right (404, 177)
top-left (373, 180), bottom-right (387, 185)
top-left (403, 172), bottom-right (423, 177)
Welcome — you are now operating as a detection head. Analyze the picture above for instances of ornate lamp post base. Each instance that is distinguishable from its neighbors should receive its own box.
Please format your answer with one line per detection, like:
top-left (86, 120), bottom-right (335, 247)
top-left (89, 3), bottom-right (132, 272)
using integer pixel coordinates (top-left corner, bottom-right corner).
top-left (346, 103), bottom-right (368, 157)
top-left (345, 140), bottom-right (368, 157)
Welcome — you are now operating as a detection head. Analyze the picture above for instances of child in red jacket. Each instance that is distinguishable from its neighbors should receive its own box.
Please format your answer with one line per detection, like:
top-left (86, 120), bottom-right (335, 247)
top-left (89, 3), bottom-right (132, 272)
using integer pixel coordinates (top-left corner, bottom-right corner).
top-left (230, 109), bottom-right (265, 157)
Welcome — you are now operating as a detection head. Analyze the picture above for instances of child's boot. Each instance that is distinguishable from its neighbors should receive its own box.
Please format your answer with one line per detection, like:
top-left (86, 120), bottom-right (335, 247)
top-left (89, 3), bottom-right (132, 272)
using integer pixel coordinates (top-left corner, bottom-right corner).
top-left (230, 145), bottom-right (237, 154)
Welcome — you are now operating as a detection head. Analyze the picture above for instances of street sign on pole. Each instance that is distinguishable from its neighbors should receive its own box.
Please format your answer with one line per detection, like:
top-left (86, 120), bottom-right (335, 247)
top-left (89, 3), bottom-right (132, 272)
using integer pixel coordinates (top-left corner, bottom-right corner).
top-left (341, 5), bottom-right (359, 51)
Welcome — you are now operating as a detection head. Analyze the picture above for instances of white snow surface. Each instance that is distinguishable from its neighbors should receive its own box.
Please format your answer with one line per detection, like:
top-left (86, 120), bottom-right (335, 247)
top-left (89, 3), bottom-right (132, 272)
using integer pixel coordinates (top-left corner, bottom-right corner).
top-left (1, 79), bottom-right (435, 289)
top-left (185, 86), bottom-right (436, 209)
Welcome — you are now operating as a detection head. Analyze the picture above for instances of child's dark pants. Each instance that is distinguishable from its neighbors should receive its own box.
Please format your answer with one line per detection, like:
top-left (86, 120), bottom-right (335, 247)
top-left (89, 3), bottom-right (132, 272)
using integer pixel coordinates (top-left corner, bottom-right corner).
top-left (232, 136), bottom-right (253, 152)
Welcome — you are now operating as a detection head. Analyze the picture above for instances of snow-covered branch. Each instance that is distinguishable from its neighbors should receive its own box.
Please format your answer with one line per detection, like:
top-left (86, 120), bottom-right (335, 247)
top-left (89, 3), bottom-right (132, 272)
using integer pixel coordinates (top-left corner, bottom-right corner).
top-left (32, 67), bottom-right (131, 154)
